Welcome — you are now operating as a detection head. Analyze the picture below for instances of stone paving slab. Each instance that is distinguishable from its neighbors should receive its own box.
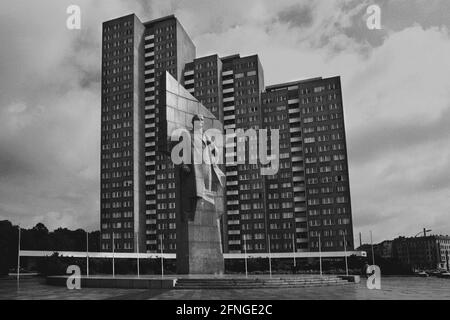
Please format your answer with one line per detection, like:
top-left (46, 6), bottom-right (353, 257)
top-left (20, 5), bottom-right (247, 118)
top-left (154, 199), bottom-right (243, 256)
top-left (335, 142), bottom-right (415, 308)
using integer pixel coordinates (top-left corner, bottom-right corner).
top-left (1, 277), bottom-right (450, 300)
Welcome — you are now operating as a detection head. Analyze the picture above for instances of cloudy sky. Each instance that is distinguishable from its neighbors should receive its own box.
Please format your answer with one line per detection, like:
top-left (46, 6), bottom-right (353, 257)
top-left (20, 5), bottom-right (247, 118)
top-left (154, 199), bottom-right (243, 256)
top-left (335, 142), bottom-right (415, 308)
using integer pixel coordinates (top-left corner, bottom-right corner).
top-left (0, 0), bottom-right (449, 243)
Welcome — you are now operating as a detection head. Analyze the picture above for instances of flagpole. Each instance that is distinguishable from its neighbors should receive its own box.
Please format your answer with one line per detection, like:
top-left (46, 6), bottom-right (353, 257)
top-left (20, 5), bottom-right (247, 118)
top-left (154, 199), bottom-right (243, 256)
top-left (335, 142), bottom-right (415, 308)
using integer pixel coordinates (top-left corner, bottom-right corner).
top-left (343, 234), bottom-right (349, 276)
top-left (244, 236), bottom-right (248, 278)
top-left (136, 232), bottom-right (140, 278)
top-left (160, 234), bottom-right (164, 278)
top-left (268, 235), bottom-right (272, 278)
top-left (319, 234), bottom-right (323, 277)
top-left (112, 234), bottom-right (115, 278)
top-left (17, 225), bottom-right (21, 289)
top-left (370, 231), bottom-right (375, 265)
top-left (86, 232), bottom-right (89, 277)
top-left (292, 234), bottom-right (296, 269)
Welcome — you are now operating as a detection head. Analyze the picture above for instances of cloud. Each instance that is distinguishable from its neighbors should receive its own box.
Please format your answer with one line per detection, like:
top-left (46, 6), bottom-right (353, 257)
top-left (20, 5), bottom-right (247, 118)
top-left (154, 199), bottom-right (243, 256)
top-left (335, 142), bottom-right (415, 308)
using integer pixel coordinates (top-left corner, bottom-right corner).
top-left (0, 0), bottom-right (449, 243)
top-left (277, 3), bottom-right (314, 29)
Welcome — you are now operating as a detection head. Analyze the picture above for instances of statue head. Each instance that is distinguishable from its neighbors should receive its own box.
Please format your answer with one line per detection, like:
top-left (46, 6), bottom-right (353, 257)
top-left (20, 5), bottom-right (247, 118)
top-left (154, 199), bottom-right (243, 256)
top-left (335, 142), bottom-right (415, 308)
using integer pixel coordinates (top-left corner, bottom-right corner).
top-left (192, 114), bottom-right (205, 131)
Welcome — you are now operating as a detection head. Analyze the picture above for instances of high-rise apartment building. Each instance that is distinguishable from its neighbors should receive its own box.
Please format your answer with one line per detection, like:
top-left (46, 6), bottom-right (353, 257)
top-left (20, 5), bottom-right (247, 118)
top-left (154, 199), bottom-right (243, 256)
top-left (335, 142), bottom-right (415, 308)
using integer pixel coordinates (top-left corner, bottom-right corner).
top-left (101, 14), bottom-right (195, 253)
top-left (100, 14), bottom-right (354, 254)
top-left (263, 78), bottom-right (354, 252)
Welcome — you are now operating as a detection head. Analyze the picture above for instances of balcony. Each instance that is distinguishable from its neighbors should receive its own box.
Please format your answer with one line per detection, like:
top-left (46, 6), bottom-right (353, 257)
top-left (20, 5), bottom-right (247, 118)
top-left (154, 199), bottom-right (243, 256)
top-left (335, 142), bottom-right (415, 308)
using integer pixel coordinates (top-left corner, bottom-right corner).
top-left (224, 115), bottom-right (236, 121)
top-left (294, 186), bottom-right (305, 193)
top-left (224, 124), bottom-right (236, 130)
top-left (223, 88), bottom-right (235, 94)
top-left (224, 97), bottom-right (235, 103)
top-left (225, 152), bottom-right (236, 158)
top-left (224, 106), bottom-right (235, 112)
top-left (222, 70), bottom-right (234, 77)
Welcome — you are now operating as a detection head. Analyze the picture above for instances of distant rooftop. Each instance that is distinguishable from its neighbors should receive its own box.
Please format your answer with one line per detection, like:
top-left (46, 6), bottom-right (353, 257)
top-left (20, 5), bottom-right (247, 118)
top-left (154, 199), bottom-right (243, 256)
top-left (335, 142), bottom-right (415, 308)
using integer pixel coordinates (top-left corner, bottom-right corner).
top-left (266, 77), bottom-right (324, 92)
top-left (143, 14), bottom-right (176, 27)
top-left (220, 54), bottom-right (241, 61)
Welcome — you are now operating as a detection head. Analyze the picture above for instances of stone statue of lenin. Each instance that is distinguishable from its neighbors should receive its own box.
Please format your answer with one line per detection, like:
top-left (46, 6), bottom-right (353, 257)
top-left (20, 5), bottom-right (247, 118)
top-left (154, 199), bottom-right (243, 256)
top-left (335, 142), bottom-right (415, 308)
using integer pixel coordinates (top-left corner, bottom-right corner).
top-left (180, 114), bottom-right (225, 222)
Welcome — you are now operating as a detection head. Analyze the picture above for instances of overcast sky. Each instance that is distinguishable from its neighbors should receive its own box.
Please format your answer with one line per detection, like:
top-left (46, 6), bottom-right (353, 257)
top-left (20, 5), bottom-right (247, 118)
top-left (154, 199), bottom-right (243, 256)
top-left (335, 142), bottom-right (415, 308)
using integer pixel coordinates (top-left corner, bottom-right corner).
top-left (0, 0), bottom-right (449, 244)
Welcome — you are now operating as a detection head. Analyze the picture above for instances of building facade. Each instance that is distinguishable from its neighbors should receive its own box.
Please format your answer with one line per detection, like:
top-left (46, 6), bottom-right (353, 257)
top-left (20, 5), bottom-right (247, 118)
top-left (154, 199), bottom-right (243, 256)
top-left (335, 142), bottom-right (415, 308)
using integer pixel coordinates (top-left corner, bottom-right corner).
top-left (100, 14), bottom-right (354, 254)
top-left (101, 14), bottom-right (195, 253)
top-left (393, 236), bottom-right (450, 270)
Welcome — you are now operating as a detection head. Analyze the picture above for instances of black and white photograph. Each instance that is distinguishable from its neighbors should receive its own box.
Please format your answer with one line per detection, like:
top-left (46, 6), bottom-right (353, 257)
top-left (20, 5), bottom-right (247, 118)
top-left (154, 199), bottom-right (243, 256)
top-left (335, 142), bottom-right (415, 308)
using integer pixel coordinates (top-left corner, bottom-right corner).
top-left (1, 0), bottom-right (450, 308)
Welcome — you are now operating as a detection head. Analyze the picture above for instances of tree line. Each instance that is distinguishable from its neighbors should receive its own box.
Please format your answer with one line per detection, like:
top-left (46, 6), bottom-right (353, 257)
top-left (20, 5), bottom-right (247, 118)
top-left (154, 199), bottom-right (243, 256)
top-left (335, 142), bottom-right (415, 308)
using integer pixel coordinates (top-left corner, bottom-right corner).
top-left (0, 220), bottom-right (99, 276)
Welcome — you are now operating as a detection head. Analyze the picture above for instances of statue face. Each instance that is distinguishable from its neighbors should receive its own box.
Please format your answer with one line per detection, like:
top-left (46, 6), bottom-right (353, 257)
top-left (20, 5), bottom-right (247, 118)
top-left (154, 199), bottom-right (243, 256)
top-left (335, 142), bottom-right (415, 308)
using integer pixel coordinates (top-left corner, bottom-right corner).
top-left (194, 115), bottom-right (205, 131)
top-left (198, 115), bottom-right (204, 128)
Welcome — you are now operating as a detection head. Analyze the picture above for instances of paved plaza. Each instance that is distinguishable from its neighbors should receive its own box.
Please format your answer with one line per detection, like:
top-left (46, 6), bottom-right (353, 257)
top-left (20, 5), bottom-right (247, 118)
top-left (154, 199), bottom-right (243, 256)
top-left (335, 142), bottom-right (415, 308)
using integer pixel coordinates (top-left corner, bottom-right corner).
top-left (1, 277), bottom-right (450, 300)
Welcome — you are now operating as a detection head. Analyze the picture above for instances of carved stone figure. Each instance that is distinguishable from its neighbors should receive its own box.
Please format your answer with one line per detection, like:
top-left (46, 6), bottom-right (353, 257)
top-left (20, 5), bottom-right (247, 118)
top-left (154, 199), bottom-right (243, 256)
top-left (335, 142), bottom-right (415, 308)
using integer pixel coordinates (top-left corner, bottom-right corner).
top-left (180, 114), bottom-right (225, 222)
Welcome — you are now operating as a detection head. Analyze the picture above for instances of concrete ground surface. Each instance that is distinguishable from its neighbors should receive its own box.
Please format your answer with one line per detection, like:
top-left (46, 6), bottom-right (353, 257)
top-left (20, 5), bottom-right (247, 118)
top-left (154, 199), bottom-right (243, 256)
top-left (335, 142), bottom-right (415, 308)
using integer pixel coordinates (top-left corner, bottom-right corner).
top-left (1, 277), bottom-right (450, 300)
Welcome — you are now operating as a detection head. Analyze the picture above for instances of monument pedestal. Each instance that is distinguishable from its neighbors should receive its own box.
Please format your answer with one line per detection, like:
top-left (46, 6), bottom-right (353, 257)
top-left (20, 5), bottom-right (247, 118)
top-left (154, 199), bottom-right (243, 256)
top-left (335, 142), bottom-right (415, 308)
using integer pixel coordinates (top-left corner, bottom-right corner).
top-left (176, 198), bottom-right (225, 275)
